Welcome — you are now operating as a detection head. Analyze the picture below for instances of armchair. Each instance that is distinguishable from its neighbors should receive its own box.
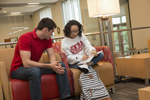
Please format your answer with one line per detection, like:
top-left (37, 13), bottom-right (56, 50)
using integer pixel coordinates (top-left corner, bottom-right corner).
top-left (52, 42), bottom-right (115, 95)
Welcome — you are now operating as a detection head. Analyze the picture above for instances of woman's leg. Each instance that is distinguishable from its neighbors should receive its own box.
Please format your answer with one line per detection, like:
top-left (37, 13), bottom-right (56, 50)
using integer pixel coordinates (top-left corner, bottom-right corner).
top-left (88, 52), bottom-right (104, 66)
top-left (69, 63), bottom-right (78, 69)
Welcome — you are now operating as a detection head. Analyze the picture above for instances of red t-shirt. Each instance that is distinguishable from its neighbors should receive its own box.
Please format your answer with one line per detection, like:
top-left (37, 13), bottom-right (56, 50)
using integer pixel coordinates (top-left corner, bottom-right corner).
top-left (10, 28), bottom-right (52, 75)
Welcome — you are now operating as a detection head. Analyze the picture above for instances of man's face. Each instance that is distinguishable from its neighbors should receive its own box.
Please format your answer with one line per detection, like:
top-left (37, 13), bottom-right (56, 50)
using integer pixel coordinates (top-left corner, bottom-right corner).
top-left (45, 28), bottom-right (54, 40)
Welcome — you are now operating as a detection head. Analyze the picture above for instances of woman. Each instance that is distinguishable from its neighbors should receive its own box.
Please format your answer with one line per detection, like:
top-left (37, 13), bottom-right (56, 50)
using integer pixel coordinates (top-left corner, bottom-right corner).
top-left (61, 20), bottom-right (104, 73)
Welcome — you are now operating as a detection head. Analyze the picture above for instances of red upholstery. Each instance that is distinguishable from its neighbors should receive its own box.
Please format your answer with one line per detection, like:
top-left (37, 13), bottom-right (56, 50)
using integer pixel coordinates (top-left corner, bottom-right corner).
top-left (11, 74), bottom-right (59, 100)
top-left (95, 46), bottom-right (114, 71)
top-left (10, 42), bottom-right (114, 100)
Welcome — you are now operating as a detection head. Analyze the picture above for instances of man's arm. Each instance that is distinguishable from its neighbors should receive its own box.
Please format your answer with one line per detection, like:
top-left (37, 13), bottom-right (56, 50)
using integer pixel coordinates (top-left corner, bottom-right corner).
top-left (20, 50), bottom-right (50, 68)
top-left (46, 48), bottom-right (56, 63)
top-left (46, 48), bottom-right (65, 74)
top-left (20, 49), bottom-right (65, 74)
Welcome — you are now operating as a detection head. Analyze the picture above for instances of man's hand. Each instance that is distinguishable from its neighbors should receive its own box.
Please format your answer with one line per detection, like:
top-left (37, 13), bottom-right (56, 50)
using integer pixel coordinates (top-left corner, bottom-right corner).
top-left (91, 50), bottom-right (98, 57)
top-left (50, 61), bottom-right (65, 75)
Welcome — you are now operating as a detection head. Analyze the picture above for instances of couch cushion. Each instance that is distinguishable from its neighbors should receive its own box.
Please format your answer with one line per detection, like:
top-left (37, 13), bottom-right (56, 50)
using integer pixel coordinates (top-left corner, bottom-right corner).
top-left (93, 62), bottom-right (114, 86)
top-left (10, 74), bottom-right (60, 100)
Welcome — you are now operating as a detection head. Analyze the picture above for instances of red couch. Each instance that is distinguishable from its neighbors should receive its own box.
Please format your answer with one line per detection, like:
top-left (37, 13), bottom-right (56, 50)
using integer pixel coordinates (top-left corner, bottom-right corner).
top-left (0, 42), bottom-right (114, 100)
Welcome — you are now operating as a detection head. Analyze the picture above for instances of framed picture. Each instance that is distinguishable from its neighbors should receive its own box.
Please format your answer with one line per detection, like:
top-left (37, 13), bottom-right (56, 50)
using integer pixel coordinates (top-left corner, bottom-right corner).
top-left (10, 37), bottom-right (18, 42)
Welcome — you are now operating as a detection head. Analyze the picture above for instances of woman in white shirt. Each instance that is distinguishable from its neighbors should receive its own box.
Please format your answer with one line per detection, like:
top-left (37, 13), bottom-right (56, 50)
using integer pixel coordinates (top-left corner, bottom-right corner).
top-left (61, 20), bottom-right (104, 73)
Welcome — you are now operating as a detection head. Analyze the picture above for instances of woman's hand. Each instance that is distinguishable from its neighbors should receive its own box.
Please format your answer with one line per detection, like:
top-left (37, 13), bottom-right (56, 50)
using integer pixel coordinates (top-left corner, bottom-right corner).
top-left (82, 55), bottom-right (90, 61)
top-left (91, 50), bottom-right (98, 57)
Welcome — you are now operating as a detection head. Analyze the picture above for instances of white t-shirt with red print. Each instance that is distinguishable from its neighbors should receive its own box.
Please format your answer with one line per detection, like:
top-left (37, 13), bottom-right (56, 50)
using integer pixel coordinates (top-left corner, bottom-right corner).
top-left (61, 34), bottom-right (95, 65)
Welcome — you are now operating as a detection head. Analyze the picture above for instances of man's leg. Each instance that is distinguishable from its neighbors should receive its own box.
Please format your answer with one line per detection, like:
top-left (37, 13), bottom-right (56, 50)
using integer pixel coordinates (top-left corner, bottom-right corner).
top-left (40, 62), bottom-right (71, 100)
top-left (11, 67), bottom-right (42, 100)
top-left (57, 62), bottom-right (71, 99)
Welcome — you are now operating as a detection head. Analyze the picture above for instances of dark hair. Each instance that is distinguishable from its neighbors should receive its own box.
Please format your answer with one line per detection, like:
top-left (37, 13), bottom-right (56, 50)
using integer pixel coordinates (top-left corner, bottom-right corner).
top-left (63, 20), bottom-right (83, 37)
top-left (37, 18), bottom-right (57, 31)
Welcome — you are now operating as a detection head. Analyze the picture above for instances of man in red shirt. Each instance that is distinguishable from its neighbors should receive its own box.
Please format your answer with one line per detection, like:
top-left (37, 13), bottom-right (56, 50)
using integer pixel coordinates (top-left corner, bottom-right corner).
top-left (10, 18), bottom-right (71, 100)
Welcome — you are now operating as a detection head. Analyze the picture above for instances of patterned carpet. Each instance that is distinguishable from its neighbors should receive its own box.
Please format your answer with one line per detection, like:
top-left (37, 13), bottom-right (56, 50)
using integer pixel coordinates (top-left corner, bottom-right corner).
top-left (109, 78), bottom-right (148, 100)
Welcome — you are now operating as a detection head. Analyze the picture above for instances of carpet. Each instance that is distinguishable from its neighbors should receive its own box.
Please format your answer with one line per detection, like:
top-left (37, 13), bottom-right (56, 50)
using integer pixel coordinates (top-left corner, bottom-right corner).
top-left (109, 78), bottom-right (147, 100)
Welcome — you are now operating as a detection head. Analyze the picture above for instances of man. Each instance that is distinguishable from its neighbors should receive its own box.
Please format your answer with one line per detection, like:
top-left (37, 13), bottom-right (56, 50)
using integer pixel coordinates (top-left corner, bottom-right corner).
top-left (10, 18), bottom-right (71, 100)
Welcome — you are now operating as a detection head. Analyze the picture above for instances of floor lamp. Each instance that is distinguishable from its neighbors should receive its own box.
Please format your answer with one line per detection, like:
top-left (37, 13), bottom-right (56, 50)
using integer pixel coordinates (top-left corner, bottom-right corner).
top-left (87, 0), bottom-right (120, 78)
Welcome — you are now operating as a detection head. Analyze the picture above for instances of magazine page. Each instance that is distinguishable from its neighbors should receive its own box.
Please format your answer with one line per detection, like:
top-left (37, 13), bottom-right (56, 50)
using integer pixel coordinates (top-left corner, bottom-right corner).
top-left (78, 51), bottom-right (103, 65)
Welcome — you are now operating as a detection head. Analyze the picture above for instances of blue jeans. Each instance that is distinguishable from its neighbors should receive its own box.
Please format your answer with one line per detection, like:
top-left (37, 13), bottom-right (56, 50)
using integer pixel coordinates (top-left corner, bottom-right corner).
top-left (69, 52), bottom-right (104, 69)
top-left (11, 62), bottom-right (71, 100)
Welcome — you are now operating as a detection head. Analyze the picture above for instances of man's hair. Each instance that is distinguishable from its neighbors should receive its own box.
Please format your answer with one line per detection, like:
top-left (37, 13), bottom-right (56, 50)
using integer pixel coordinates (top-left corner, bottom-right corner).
top-left (63, 20), bottom-right (83, 37)
top-left (37, 18), bottom-right (57, 31)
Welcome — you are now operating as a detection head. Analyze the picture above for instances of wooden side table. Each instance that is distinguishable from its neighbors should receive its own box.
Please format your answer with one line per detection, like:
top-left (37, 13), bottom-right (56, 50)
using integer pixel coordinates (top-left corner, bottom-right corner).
top-left (138, 87), bottom-right (150, 100)
top-left (115, 53), bottom-right (150, 85)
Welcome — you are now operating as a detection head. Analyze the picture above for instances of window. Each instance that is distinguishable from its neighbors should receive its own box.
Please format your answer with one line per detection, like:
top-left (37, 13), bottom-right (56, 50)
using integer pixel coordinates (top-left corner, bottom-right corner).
top-left (61, 0), bottom-right (82, 26)
top-left (39, 8), bottom-right (52, 20)
top-left (112, 17), bottom-right (121, 24)
top-left (111, 2), bottom-right (131, 53)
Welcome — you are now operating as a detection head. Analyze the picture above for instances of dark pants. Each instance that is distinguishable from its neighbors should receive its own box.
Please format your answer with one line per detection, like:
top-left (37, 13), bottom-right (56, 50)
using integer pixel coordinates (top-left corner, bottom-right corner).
top-left (69, 53), bottom-right (104, 69)
top-left (11, 62), bottom-right (71, 100)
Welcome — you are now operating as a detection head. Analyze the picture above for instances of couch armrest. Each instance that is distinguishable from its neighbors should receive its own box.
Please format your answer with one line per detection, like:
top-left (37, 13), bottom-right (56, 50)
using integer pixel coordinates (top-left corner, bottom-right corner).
top-left (94, 46), bottom-right (114, 71)
top-left (0, 84), bottom-right (4, 100)
top-left (0, 61), bottom-right (11, 100)
top-left (58, 53), bottom-right (75, 94)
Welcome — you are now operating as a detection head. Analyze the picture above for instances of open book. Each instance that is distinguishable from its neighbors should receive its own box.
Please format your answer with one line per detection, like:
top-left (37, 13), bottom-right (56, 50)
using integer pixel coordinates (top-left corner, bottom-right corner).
top-left (78, 50), bottom-right (103, 65)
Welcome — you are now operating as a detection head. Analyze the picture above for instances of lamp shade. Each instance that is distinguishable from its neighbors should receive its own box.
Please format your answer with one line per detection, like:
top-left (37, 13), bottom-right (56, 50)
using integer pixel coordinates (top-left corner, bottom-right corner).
top-left (87, 0), bottom-right (120, 17)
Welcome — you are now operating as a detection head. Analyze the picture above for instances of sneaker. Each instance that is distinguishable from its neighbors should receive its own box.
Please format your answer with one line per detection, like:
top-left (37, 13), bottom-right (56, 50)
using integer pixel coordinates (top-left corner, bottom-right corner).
top-left (78, 64), bottom-right (89, 74)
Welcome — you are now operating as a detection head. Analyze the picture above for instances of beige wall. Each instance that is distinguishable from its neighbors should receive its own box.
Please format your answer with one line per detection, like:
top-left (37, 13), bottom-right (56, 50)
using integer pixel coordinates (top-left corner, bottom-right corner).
top-left (51, 1), bottom-right (64, 38)
top-left (1, 0), bottom-right (150, 49)
top-left (32, 1), bottom-right (64, 42)
top-left (32, 10), bottom-right (40, 28)
top-left (0, 15), bottom-right (33, 49)
top-left (129, 0), bottom-right (150, 49)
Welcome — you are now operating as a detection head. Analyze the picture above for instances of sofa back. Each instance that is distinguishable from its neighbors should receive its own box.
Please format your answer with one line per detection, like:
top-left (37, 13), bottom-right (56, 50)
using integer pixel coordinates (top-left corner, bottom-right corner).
top-left (0, 48), bottom-right (62, 77)
top-left (52, 42), bottom-right (114, 69)
top-left (0, 48), bottom-right (15, 77)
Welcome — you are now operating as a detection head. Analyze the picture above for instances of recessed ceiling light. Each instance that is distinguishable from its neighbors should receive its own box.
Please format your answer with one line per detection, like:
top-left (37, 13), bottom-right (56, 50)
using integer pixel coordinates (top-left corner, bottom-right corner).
top-left (28, 3), bottom-right (40, 4)
top-left (11, 12), bottom-right (21, 14)
top-left (4, 11), bottom-right (6, 13)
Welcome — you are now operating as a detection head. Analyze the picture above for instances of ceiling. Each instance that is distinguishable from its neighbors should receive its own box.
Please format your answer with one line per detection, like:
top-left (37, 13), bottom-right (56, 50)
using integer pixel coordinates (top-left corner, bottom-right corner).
top-left (0, 0), bottom-right (59, 17)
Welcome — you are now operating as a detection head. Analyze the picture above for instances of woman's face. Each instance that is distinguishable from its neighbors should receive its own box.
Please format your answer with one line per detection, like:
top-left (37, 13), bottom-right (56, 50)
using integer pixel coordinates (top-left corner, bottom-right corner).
top-left (70, 25), bottom-right (79, 39)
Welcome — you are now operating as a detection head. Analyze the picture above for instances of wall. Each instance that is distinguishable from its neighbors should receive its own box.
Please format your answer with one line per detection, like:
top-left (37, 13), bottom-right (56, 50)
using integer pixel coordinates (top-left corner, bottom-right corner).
top-left (0, 15), bottom-right (33, 49)
top-left (1, 0), bottom-right (150, 49)
top-left (32, 2), bottom-right (64, 42)
top-left (51, 1), bottom-right (64, 38)
top-left (32, 10), bottom-right (40, 28)
top-left (129, 0), bottom-right (150, 49)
